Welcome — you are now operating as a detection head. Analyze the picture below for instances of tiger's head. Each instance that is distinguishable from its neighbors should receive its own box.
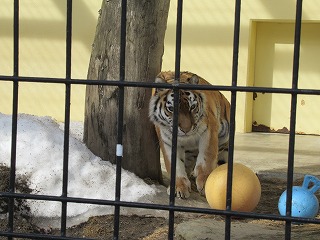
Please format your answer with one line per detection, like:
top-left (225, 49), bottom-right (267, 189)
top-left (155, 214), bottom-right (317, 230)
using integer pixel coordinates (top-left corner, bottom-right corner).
top-left (149, 72), bottom-right (205, 136)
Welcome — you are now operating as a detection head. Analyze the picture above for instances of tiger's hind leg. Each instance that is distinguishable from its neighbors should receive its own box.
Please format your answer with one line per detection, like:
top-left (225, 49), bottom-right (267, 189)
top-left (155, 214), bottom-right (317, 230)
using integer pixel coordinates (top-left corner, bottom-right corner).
top-left (193, 131), bottom-right (218, 195)
top-left (217, 118), bottom-right (229, 165)
top-left (184, 149), bottom-right (198, 178)
top-left (218, 143), bottom-right (229, 165)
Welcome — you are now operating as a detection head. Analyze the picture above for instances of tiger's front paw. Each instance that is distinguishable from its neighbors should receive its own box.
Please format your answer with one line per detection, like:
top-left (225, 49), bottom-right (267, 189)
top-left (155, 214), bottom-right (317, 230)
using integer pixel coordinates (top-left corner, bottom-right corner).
top-left (166, 177), bottom-right (191, 199)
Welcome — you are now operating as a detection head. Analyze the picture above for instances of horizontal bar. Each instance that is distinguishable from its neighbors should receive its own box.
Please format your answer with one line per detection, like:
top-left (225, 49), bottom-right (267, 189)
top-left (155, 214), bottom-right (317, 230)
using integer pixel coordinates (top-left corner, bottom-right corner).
top-left (1, 192), bottom-right (319, 224)
top-left (0, 75), bottom-right (320, 95)
top-left (0, 231), bottom-right (94, 240)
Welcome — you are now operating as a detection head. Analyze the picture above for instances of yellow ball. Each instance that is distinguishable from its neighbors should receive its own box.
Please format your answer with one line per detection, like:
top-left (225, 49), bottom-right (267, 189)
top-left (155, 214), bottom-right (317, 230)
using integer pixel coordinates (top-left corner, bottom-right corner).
top-left (205, 163), bottom-right (261, 212)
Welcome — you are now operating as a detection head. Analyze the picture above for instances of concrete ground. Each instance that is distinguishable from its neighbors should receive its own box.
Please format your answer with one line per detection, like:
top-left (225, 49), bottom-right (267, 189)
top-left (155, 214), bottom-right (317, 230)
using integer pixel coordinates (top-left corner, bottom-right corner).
top-left (159, 132), bottom-right (320, 186)
top-left (234, 132), bottom-right (320, 179)
top-left (153, 132), bottom-right (320, 240)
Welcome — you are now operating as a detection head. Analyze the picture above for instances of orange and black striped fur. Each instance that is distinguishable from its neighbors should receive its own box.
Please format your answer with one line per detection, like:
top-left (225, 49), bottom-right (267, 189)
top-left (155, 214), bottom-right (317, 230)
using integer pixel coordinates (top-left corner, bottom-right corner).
top-left (149, 71), bottom-right (230, 198)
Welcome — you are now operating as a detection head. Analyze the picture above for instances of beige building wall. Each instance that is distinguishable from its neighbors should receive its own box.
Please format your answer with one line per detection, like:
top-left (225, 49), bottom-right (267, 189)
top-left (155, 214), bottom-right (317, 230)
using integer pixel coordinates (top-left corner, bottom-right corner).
top-left (0, 0), bottom-right (101, 121)
top-left (1, 0), bottom-right (320, 133)
top-left (163, 0), bottom-right (320, 133)
top-left (251, 21), bottom-right (320, 134)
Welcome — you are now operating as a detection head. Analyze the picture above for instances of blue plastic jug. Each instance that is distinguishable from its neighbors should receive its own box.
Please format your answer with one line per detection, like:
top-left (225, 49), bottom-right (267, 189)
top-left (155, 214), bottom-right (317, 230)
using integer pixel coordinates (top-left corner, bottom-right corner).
top-left (278, 175), bottom-right (320, 218)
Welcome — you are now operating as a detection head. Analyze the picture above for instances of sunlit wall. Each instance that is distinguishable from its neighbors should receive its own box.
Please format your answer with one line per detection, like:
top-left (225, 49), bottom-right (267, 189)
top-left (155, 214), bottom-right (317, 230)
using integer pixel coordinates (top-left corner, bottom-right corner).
top-left (1, 0), bottom-right (320, 133)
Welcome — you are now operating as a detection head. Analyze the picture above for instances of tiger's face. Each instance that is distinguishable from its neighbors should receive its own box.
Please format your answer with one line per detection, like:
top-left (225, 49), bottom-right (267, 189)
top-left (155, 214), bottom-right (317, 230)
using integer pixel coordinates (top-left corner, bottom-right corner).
top-left (149, 88), bottom-right (205, 136)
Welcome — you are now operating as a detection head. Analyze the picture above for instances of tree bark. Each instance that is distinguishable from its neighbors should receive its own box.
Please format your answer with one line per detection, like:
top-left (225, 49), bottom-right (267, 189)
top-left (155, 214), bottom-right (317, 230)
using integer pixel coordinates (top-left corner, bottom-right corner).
top-left (83, 0), bottom-right (170, 182)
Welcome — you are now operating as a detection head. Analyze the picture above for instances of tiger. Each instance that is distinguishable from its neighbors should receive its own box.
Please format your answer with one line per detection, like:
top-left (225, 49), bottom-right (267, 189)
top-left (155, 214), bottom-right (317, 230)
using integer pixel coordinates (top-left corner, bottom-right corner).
top-left (149, 71), bottom-right (230, 199)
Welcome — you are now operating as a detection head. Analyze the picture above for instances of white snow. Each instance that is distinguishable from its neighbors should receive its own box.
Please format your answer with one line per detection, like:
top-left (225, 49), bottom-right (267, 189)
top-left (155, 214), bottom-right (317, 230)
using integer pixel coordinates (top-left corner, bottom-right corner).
top-left (0, 113), bottom-right (159, 222)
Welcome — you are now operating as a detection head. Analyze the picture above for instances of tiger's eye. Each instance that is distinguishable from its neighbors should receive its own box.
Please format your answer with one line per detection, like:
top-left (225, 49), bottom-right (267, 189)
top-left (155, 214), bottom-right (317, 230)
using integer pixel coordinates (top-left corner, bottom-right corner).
top-left (190, 104), bottom-right (196, 111)
top-left (167, 106), bottom-right (174, 112)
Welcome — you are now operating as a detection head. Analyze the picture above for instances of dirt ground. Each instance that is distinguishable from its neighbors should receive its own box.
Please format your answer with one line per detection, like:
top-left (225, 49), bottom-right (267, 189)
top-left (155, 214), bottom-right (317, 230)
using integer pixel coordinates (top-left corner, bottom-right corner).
top-left (0, 166), bottom-right (319, 239)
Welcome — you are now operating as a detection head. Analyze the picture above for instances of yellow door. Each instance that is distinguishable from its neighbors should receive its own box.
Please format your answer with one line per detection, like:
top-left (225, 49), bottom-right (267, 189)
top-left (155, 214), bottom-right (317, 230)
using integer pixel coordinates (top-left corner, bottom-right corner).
top-left (252, 22), bottom-right (320, 134)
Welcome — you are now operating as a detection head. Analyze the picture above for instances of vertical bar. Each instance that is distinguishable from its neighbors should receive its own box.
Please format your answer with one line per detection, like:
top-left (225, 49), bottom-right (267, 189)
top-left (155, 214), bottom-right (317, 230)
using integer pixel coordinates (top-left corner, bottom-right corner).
top-left (168, 0), bottom-right (183, 239)
top-left (113, 0), bottom-right (127, 239)
top-left (8, 1), bottom-right (20, 238)
top-left (225, 0), bottom-right (241, 239)
top-left (285, 0), bottom-right (303, 239)
top-left (174, 0), bottom-right (183, 81)
top-left (61, 0), bottom-right (72, 236)
top-left (13, 0), bottom-right (19, 77)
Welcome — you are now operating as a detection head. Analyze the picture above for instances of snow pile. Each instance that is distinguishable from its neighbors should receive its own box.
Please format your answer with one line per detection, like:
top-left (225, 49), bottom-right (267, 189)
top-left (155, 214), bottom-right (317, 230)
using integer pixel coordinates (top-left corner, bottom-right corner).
top-left (0, 113), bottom-right (158, 219)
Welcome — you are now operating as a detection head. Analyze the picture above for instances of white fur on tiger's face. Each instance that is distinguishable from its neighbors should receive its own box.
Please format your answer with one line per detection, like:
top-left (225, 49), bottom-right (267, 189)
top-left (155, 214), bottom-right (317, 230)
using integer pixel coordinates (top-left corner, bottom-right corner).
top-left (149, 71), bottom-right (231, 199)
top-left (149, 88), bottom-right (204, 136)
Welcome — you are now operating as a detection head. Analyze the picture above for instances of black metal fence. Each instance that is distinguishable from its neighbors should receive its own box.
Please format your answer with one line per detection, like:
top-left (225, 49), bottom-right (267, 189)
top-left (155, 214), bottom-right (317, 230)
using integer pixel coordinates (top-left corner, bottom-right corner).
top-left (1, 0), bottom-right (320, 239)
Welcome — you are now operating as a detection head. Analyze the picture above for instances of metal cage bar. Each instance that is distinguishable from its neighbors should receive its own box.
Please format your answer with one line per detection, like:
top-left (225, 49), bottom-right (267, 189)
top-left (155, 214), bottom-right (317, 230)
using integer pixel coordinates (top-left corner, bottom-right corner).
top-left (2, 75), bottom-right (320, 95)
top-left (7, 1), bottom-right (20, 240)
top-left (285, 0), bottom-right (303, 239)
top-left (225, 0), bottom-right (241, 239)
top-left (168, 0), bottom-right (184, 239)
top-left (60, 0), bottom-right (73, 236)
top-left (113, 0), bottom-right (127, 239)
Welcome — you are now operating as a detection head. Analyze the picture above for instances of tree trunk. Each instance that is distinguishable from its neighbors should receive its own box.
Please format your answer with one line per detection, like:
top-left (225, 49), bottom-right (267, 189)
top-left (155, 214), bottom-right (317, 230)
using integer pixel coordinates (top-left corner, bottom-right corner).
top-left (83, 0), bottom-right (170, 182)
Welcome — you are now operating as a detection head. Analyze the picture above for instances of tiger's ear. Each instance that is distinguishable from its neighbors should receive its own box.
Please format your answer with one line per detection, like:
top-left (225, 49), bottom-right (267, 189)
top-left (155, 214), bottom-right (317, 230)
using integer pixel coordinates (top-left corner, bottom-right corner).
top-left (188, 74), bottom-right (199, 84)
top-left (155, 77), bottom-right (166, 83)
top-left (154, 76), bottom-right (166, 94)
